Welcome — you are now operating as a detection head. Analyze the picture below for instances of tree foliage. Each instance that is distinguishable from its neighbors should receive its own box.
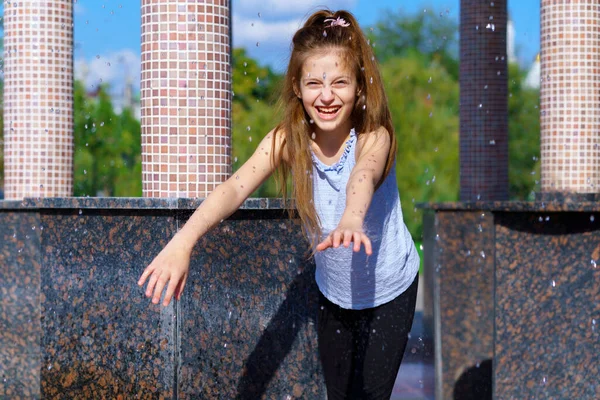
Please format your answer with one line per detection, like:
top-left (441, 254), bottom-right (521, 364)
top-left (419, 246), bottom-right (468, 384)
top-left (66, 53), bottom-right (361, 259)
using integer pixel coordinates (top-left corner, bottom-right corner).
top-left (381, 56), bottom-right (460, 238)
top-left (231, 47), bottom-right (282, 197)
top-left (73, 81), bottom-right (141, 197)
top-left (508, 63), bottom-right (541, 200)
top-left (370, 8), bottom-right (459, 80)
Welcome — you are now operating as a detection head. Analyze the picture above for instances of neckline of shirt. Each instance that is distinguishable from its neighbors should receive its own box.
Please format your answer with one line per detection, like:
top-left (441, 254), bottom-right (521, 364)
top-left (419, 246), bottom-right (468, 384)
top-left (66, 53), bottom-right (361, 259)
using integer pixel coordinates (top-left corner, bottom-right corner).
top-left (311, 128), bottom-right (356, 173)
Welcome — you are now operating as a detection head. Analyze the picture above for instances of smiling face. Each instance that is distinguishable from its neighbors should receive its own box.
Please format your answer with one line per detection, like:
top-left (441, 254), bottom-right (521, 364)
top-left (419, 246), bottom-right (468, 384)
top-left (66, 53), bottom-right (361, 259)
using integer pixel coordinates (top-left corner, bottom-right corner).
top-left (297, 50), bottom-right (358, 138)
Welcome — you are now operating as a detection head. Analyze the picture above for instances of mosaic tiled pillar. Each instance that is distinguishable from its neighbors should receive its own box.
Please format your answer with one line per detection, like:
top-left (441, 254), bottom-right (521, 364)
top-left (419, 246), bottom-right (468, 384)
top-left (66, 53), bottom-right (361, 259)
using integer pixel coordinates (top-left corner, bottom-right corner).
top-left (459, 0), bottom-right (509, 201)
top-left (540, 0), bottom-right (600, 193)
top-left (141, 0), bottom-right (232, 198)
top-left (2, 0), bottom-right (74, 200)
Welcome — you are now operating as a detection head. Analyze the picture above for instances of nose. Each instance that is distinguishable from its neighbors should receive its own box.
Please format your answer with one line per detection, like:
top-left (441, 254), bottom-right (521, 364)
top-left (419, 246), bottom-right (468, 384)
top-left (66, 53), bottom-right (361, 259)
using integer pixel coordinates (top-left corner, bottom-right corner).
top-left (320, 86), bottom-right (334, 102)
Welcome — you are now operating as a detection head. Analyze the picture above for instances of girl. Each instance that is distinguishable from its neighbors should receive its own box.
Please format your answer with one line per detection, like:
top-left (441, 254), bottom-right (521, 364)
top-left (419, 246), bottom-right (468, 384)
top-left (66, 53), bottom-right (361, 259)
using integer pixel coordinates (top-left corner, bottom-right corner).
top-left (138, 9), bottom-right (420, 400)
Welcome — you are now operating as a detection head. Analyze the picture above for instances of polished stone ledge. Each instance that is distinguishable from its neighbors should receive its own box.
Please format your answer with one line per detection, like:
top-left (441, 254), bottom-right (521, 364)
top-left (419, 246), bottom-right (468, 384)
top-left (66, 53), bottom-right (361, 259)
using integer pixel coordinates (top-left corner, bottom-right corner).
top-left (418, 200), bottom-right (600, 212)
top-left (4, 197), bottom-right (291, 210)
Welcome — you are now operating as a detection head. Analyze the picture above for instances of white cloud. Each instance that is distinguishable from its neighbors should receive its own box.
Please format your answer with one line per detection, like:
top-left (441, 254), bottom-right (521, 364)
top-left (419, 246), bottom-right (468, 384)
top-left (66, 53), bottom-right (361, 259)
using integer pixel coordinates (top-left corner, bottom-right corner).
top-left (233, 0), bottom-right (357, 20)
top-left (233, 14), bottom-right (301, 48)
top-left (75, 49), bottom-right (140, 95)
top-left (231, 0), bottom-right (358, 70)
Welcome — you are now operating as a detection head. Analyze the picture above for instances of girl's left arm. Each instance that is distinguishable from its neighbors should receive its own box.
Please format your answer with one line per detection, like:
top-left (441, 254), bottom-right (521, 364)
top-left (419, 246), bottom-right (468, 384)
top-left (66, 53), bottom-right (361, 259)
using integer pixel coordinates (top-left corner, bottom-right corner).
top-left (316, 127), bottom-right (391, 255)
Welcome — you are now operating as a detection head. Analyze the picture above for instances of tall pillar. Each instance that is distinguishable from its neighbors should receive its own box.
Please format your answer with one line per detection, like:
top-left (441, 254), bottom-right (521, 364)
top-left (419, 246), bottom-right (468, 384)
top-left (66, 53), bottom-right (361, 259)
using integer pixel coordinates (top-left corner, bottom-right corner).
top-left (459, 0), bottom-right (509, 201)
top-left (141, 0), bottom-right (232, 198)
top-left (540, 0), bottom-right (600, 194)
top-left (3, 0), bottom-right (74, 200)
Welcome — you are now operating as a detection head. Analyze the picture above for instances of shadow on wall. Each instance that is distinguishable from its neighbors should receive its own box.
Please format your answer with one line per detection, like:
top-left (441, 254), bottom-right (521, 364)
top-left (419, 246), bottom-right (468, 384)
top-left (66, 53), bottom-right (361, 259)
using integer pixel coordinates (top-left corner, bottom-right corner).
top-left (234, 262), bottom-right (321, 399)
top-left (453, 359), bottom-right (492, 400)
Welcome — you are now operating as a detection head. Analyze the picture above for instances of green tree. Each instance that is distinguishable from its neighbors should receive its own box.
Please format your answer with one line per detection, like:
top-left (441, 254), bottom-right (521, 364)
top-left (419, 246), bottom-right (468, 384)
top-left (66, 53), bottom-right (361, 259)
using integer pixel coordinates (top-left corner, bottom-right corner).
top-left (370, 7), bottom-right (459, 80)
top-left (231, 48), bottom-right (282, 197)
top-left (73, 81), bottom-right (141, 197)
top-left (381, 55), bottom-right (460, 238)
top-left (508, 62), bottom-right (540, 200)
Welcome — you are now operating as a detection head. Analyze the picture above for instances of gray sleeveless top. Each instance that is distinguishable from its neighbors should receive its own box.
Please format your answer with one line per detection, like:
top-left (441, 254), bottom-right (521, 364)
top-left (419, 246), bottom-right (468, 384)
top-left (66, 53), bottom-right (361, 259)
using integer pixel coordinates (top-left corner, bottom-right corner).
top-left (311, 128), bottom-right (419, 310)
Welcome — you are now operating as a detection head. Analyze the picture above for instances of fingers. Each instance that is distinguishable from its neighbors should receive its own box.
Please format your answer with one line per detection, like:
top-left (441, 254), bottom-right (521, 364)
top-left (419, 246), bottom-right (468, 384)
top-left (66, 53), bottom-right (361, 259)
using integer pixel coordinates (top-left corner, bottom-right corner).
top-left (151, 273), bottom-right (169, 305)
top-left (353, 232), bottom-right (361, 252)
top-left (316, 236), bottom-right (333, 252)
top-left (137, 264), bottom-right (155, 287)
top-left (316, 230), bottom-right (372, 255)
top-left (362, 235), bottom-right (373, 255)
top-left (162, 273), bottom-right (183, 306)
top-left (176, 274), bottom-right (188, 301)
top-left (332, 230), bottom-right (343, 248)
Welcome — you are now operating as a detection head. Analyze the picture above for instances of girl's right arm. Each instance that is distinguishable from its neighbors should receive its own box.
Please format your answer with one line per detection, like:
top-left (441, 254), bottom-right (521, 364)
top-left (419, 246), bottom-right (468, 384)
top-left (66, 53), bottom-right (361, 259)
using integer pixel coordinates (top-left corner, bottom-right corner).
top-left (138, 129), bottom-right (286, 307)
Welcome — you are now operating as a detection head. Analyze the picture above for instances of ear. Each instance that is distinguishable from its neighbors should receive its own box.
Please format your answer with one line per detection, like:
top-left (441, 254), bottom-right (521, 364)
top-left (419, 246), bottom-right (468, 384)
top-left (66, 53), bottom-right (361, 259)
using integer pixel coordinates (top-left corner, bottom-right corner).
top-left (292, 78), bottom-right (302, 99)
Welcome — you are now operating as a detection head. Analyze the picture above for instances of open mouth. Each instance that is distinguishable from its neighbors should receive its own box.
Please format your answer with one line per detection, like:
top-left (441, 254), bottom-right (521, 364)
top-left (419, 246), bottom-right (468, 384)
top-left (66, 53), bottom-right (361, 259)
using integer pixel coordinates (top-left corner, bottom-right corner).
top-left (315, 106), bottom-right (341, 117)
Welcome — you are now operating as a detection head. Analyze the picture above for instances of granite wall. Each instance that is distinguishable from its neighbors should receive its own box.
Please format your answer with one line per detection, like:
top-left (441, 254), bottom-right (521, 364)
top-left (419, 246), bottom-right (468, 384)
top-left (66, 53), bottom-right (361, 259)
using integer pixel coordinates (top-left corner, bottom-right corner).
top-left (0, 201), bottom-right (42, 399)
top-left (423, 201), bottom-right (600, 399)
top-left (1, 198), bottom-right (325, 399)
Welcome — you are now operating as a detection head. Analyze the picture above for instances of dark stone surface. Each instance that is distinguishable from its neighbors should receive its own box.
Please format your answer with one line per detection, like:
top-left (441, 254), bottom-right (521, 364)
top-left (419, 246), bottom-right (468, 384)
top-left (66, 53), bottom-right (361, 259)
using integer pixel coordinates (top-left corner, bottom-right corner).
top-left (424, 203), bottom-right (600, 400)
top-left (494, 212), bottom-right (600, 399)
top-left (535, 191), bottom-right (600, 203)
top-left (423, 210), bottom-right (494, 399)
top-left (23, 196), bottom-right (290, 210)
top-left (0, 209), bottom-right (41, 399)
top-left (179, 213), bottom-right (324, 399)
top-left (39, 208), bottom-right (177, 398)
top-left (0, 198), bottom-right (325, 399)
top-left (419, 200), bottom-right (600, 212)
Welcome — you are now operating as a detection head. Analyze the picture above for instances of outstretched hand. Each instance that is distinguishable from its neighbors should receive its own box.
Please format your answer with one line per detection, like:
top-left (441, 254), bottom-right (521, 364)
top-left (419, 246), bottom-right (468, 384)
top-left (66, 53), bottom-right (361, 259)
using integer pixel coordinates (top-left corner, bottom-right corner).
top-left (316, 228), bottom-right (373, 255)
top-left (137, 236), bottom-right (192, 307)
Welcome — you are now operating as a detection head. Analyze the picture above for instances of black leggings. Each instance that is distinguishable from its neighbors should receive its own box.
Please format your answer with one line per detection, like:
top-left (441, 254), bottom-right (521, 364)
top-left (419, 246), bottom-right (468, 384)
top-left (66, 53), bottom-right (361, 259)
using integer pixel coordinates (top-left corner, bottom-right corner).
top-left (317, 275), bottom-right (418, 400)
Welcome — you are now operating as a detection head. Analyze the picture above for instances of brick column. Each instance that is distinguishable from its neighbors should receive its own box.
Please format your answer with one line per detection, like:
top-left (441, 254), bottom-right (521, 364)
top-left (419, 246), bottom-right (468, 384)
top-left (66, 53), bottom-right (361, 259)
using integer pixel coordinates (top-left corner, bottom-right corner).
top-left (459, 0), bottom-right (509, 201)
top-left (540, 0), bottom-right (600, 194)
top-left (3, 0), bottom-right (74, 200)
top-left (141, 0), bottom-right (232, 198)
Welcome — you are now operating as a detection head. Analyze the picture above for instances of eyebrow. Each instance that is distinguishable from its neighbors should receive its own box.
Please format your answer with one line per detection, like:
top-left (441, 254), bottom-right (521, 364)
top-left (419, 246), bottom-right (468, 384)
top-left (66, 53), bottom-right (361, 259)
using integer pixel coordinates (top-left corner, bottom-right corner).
top-left (301, 74), bottom-right (352, 83)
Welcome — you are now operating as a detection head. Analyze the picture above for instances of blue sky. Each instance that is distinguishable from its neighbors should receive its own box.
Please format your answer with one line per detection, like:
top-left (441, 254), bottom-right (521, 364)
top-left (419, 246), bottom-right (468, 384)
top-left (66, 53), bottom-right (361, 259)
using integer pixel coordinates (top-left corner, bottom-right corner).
top-left (46, 1), bottom-right (540, 94)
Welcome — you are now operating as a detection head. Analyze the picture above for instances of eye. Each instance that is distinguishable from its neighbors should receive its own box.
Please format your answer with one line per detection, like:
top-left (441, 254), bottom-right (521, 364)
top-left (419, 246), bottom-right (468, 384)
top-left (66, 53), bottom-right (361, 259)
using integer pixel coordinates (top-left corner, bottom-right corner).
top-left (333, 80), bottom-right (349, 87)
top-left (306, 81), bottom-right (320, 87)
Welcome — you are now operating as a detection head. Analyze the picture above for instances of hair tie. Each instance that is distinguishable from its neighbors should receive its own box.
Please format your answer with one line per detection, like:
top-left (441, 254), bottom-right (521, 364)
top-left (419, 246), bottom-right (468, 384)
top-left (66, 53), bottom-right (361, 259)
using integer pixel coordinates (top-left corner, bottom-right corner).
top-left (324, 17), bottom-right (350, 28)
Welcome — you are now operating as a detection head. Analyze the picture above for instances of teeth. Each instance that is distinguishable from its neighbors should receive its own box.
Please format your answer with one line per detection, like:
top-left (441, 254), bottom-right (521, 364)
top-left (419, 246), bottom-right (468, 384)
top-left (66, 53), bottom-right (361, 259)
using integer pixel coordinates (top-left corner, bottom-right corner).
top-left (317, 107), bottom-right (340, 114)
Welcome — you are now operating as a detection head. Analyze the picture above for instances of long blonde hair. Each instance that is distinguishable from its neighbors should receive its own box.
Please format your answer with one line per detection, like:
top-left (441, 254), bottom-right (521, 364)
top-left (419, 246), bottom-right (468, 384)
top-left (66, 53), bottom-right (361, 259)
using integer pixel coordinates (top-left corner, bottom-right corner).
top-left (272, 9), bottom-right (397, 244)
